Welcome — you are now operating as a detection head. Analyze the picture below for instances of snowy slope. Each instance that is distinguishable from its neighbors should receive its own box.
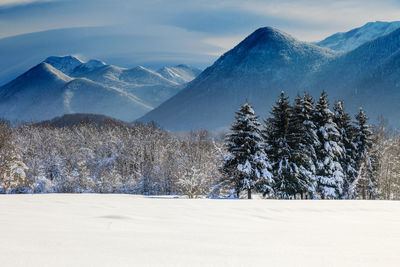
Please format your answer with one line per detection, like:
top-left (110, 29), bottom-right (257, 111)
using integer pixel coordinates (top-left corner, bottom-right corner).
top-left (316, 21), bottom-right (400, 51)
top-left (157, 64), bottom-right (202, 84)
top-left (0, 194), bottom-right (399, 267)
top-left (61, 78), bottom-right (152, 121)
top-left (71, 64), bottom-right (126, 88)
top-left (70, 62), bottom-right (188, 107)
top-left (0, 63), bottom-right (73, 121)
top-left (71, 59), bottom-right (107, 74)
top-left (120, 66), bottom-right (178, 86)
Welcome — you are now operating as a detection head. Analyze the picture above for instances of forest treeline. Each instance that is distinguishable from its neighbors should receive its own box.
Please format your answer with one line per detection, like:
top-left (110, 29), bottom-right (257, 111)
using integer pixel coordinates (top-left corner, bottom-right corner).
top-left (0, 91), bottom-right (399, 199)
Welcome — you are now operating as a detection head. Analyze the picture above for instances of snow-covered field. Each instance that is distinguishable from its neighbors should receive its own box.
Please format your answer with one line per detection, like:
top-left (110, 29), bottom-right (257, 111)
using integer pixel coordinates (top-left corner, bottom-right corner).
top-left (0, 195), bottom-right (399, 267)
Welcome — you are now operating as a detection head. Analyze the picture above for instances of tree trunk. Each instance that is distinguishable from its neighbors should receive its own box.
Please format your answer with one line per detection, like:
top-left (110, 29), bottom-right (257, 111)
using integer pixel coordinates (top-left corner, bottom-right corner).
top-left (235, 190), bottom-right (240, 199)
top-left (247, 189), bottom-right (252, 199)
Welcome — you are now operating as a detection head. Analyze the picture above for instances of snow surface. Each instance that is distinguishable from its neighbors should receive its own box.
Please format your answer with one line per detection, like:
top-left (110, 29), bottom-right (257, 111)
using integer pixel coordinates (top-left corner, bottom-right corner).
top-left (0, 194), bottom-right (399, 267)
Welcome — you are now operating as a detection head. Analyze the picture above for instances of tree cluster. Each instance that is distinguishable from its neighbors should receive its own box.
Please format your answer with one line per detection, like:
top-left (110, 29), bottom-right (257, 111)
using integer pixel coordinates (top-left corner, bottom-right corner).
top-left (221, 91), bottom-right (381, 199)
top-left (0, 121), bottom-right (220, 198)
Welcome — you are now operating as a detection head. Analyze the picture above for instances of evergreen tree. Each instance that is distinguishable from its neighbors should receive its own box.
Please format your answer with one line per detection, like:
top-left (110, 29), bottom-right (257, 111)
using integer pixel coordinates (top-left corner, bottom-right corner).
top-left (314, 91), bottom-right (344, 199)
top-left (333, 101), bottom-right (357, 199)
top-left (353, 108), bottom-right (377, 199)
top-left (264, 92), bottom-right (300, 198)
top-left (222, 102), bottom-right (273, 199)
top-left (286, 94), bottom-right (319, 198)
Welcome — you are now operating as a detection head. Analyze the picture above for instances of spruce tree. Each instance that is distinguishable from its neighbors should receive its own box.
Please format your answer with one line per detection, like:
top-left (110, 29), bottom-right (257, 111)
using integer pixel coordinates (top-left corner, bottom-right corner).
top-left (353, 107), bottom-right (377, 199)
top-left (286, 94), bottom-right (319, 198)
top-left (314, 91), bottom-right (344, 199)
top-left (333, 101), bottom-right (357, 199)
top-left (222, 102), bottom-right (273, 199)
top-left (263, 92), bottom-right (299, 198)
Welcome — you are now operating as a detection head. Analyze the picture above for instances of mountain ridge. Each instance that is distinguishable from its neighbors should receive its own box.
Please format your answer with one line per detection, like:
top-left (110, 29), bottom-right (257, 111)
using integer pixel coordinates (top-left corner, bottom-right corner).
top-left (316, 21), bottom-right (400, 51)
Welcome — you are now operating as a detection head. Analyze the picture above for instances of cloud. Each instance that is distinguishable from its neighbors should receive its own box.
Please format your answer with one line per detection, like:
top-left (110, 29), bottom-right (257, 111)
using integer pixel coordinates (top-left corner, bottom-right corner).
top-left (226, 0), bottom-right (400, 39)
top-left (1, 0), bottom-right (400, 82)
top-left (0, 0), bottom-right (51, 7)
top-left (1, 0), bottom-right (400, 40)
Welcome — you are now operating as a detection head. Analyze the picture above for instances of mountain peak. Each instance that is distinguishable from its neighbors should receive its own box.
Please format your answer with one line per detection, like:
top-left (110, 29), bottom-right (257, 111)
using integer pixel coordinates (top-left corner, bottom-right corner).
top-left (45, 55), bottom-right (82, 63)
top-left (44, 56), bottom-right (83, 75)
top-left (237, 26), bottom-right (296, 51)
top-left (0, 62), bottom-right (72, 100)
top-left (252, 26), bottom-right (286, 36)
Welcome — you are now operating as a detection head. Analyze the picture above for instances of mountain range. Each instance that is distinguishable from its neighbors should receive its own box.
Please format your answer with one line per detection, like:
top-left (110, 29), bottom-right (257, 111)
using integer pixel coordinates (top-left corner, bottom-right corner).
top-left (1, 21), bottom-right (400, 129)
top-left (0, 26), bottom-right (216, 86)
top-left (141, 21), bottom-right (400, 130)
top-left (0, 56), bottom-right (201, 122)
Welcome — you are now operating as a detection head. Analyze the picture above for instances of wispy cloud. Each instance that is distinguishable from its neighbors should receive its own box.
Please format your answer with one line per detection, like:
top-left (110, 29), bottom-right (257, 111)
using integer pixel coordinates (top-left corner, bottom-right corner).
top-left (222, 0), bottom-right (400, 39)
top-left (0, 0), bottom-right (52, 7)
top-left (0, 0), bottom-right (399, 80)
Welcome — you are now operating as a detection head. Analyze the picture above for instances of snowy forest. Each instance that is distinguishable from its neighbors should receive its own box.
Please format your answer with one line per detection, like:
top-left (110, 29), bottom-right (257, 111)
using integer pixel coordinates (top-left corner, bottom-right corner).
top-left (0, 91), bottom-right (399, 199)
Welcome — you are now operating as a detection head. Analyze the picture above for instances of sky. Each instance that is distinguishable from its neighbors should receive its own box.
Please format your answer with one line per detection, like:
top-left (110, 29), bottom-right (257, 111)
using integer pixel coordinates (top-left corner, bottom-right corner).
top-left (0, 0), bottom-right (399, 82)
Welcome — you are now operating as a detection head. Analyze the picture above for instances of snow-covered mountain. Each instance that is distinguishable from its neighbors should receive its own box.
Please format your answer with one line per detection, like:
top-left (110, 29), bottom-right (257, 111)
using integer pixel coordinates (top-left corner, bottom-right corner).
top-left (141, 25), bottom-right (400, 130)
top-left (0, 63), bottom-right (151, 122)
top-left (140, 27), bottom-right (337, 130)
top-left (316, 21), bottom-right (400, 51)
top-left (0, 26), bottom-right (216, 86)
top-left (0, 57), bottom-right (201, 122)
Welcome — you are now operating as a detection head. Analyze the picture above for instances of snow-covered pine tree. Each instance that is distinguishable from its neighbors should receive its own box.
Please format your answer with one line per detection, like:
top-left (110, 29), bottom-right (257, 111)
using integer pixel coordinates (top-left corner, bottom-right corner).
top-left (314, 91), bottom-right (344, 199)
top-left (353, 107), bottom-right (378, 199)
top-left (286, 94), bottom-right (319, 198)
top-left (333, 101), bottom-right (358, 199)
top-left (263, 92), bottom-right (300, 198)
top-left (222, 101), bottom-right (273, 199)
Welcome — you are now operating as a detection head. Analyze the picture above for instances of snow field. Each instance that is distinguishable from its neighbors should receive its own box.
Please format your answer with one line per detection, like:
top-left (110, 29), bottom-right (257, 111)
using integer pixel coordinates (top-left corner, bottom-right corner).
top-left (0, 194), bottom-right (399, 267)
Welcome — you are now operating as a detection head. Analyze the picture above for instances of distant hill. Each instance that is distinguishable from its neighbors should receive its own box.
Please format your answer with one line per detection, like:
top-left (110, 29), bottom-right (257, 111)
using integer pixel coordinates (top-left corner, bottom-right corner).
top-left (37, 113), bottom-right (131, 128)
